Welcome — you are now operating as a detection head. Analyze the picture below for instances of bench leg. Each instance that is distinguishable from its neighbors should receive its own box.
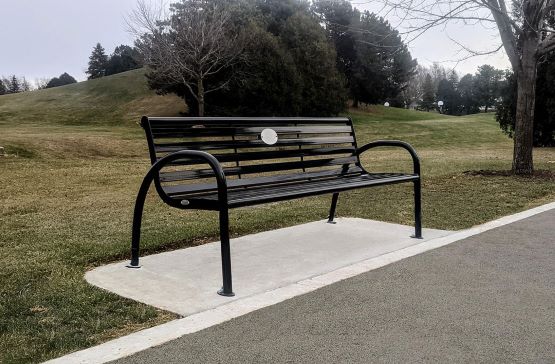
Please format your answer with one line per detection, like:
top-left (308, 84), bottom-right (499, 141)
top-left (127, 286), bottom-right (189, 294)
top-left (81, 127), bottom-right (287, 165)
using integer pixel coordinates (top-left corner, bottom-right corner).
top-left (217, 207), bottom-right (235, 297)
top-left (413, 179), bottom-right (423, 239)
top-left (327, 193), bottom-right (340, 224)
top-left (127, 174), bottom-right (154, 268)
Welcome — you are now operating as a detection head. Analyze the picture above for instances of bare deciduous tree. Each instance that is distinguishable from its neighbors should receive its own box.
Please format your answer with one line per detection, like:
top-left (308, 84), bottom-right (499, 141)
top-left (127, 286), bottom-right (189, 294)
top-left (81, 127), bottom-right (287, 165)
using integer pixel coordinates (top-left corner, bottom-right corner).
top-left (370, 0), bottom-right (555, 174)
top-left (128, 0), bottom-right (245, 116)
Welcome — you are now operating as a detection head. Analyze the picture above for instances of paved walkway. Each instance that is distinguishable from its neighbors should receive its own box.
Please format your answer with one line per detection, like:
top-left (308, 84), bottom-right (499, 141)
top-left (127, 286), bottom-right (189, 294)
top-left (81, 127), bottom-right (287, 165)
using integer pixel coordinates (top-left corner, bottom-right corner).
top-left (112, 209), bottom-right (555, 363)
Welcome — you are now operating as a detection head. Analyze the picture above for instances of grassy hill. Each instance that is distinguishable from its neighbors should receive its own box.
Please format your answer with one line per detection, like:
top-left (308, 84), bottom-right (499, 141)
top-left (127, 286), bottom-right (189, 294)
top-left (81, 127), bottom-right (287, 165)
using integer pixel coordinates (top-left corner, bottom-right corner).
top-left (0, 69), bottom-right (185, 128)
top-left (1, 71), bottom-right (554, 363)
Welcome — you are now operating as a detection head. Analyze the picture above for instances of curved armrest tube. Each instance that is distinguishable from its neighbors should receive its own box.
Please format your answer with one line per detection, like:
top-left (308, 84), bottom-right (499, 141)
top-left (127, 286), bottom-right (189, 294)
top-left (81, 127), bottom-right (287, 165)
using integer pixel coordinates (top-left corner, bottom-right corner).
top-left (146, 150), bottom-right (228, 205)
top-left (356, 140), bottom-right (420, 175)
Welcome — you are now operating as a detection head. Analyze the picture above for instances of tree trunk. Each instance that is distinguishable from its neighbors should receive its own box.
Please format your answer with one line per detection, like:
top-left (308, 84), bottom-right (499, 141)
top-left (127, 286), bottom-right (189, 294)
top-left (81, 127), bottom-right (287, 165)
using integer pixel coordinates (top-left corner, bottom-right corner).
top-left (352, 98), bottom-right (359, 108)
top-left (197, 78), bottom-right (205, 117)
top-left (512, 37), bottom-right (537, 175)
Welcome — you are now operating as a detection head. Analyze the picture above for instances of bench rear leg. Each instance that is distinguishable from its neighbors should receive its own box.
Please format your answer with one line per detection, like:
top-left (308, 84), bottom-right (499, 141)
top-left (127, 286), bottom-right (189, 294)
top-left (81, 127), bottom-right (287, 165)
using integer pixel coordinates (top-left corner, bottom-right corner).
top-left (217, 207), bottom-right (235, 297)
top-left (327, 193), bottom-right (340, 224)
top-left (413, 179), bottom-right (423, 239)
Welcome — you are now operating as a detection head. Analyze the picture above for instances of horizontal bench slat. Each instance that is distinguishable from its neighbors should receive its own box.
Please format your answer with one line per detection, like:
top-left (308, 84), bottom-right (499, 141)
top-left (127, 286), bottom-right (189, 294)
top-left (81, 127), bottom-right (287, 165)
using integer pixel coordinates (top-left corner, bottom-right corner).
top-left (157, 147), bottom-right (356, 166)
top-left (146, 117), bottom-right (351, 125)
top-left (154, 136), bottom-right (355, 153)
top-left (159, 156), bottom-right (359, 182)
top-left (150, 125), bottom-right (353, 138)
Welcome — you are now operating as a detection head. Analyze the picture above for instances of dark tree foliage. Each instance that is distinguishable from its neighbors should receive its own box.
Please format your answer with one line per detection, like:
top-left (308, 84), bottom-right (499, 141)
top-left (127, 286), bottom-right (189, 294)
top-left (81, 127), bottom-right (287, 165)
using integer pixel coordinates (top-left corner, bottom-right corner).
top-left (45, 72), bottom-right (77, 88)
top-left (105, 45), bottom-right (142, 76)
top-left (436, 72), bottom-right (461, 115)
top-left (458, 74), bottom-right (480, 115)
top-left (313, 0), bottom-right (416, 107)
top-left (207, 26), bottom-right (303, 116)
top-left (420, 74), bottom-right (435, 111)
top-left (86, 43), bottom-right (109, 79)
top-left (497, 61), bottom-right (555, 147)
top-left (147, 0), bottom-right (346, 116)
top-left (311, 0), bottom-right (358, 87)
top-left (474, 64), bottom-right (504, 112)
top-left (280, 11), bottom-right (347, 115)
top-left (0, 79), bottom-right (6, 95)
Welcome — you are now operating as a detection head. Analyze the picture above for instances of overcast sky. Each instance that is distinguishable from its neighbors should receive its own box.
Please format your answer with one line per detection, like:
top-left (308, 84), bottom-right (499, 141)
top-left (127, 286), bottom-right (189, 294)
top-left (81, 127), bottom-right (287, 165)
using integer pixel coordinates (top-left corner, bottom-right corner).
top-left (0, 0), bottom-right (510, 83)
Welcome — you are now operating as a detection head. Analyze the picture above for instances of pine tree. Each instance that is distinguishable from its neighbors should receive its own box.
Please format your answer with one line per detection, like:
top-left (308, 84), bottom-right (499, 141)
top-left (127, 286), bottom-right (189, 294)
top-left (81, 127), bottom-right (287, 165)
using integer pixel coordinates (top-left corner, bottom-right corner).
top-left (474, 64), bottom-right (503, 113)
top-left (420, 74), bottom-right (435, 111)
top-left (0, 79), bottom-right (6, 95)
top-left (8, 75), bottom-right (21, 93)
top-left (86, 43), bottom-right (109, 79)
top-left (437, 75), bottom-right (460, 115)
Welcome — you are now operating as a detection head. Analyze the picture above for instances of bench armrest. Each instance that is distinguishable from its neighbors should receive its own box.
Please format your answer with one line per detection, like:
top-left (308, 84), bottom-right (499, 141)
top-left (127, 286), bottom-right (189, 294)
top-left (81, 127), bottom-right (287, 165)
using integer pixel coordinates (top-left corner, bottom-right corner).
top-left (142, 150), bottom-right (228, 207)
top-left (356, 140), bottom-right (420, 176)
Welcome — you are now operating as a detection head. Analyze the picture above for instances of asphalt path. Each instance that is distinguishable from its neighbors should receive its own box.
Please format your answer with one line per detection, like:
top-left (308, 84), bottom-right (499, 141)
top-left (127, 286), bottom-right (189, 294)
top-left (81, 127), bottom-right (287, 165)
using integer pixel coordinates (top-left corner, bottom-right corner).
top-left (113, 209), bottom-right (555, 363)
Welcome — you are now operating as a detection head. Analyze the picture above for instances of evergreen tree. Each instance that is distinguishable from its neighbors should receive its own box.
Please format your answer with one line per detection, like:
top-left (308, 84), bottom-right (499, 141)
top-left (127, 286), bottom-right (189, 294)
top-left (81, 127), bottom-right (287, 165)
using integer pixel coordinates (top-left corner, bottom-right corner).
top-left (474, 64), bottom-right (503, 112)
top-left (46, 72), bottom-right (77, 88)
top-left (0, 79), bottom-right (6, 95)
top-left (311, 0), bottom-right (358, 90)
top-left (458, 74), bottom-right (479, 115)
top-left (436, 72), bottom-right (460, 115)
top-left (105, 45), bottom-right (142, 76)
top-left (8, 75), bottom-right (21, 93)
top-left (280, 11), bottom-right (347, 115)
top-left (313, 1), bottom-right (416, 107)
top-left (86, 43), bottom-right (109, 79)
top-left (420, 74), bottom-right (435, 111)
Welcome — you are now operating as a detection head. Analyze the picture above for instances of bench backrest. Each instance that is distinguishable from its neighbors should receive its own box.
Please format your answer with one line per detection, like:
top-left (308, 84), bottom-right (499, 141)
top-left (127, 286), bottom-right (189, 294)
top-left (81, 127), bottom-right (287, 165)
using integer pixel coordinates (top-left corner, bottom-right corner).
top-left (141, 116), bottom-right (363, 197)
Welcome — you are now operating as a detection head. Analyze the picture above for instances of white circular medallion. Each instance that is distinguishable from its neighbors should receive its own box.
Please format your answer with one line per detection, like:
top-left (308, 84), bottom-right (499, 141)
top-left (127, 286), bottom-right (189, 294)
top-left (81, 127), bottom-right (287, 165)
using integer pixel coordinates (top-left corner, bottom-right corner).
top-left (261, 128), bottom-right (278, 145)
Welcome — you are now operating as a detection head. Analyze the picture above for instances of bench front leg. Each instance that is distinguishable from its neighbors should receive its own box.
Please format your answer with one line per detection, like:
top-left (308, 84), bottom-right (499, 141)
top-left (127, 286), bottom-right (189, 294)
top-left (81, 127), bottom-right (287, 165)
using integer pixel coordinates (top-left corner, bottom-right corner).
top-left (357, 140), bottom-right (422, 238)
top-left (413, 179), bottom-right (422, 239)
top-left (128, 150), bottom-right (228, 270)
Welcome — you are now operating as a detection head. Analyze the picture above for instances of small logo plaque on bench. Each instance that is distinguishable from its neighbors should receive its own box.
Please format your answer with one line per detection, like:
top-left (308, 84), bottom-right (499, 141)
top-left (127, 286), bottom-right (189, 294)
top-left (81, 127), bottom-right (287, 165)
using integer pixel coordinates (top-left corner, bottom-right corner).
top-left (260, 128), bottom-right (278, 145)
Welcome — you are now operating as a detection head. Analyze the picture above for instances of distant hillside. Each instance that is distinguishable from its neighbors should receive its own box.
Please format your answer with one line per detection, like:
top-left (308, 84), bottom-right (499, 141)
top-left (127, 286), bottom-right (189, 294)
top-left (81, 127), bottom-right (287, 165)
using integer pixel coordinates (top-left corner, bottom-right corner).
top-left (0, 68), bottom-right (454, 129)
top-left (0, 69), bottom-right (185, 127)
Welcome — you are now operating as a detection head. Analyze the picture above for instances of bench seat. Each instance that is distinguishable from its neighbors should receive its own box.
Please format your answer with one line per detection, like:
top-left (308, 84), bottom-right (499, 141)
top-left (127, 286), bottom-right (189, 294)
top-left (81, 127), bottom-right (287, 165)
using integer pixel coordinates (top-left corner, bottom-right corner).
top-left (164, 172), bottom-right (419, 208)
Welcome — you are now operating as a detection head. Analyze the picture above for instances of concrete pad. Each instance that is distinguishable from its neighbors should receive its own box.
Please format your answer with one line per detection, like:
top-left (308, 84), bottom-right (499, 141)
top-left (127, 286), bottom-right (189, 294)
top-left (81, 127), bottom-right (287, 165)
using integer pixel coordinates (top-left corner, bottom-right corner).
top-left (86, 218), bottom-right (451, 317)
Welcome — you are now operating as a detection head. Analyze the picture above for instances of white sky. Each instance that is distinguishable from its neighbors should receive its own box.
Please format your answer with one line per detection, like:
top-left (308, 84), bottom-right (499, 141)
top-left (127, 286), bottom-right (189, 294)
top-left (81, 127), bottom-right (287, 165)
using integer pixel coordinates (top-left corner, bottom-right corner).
top-left (354, 1), bottom-right (511, 75)
top-left (0, 0), bottom-right (511, 82)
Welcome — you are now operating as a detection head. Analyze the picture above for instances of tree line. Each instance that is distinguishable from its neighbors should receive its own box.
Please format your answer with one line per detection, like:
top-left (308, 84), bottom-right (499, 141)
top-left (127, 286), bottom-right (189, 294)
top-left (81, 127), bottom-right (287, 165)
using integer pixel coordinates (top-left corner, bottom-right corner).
top-left (0, 75), bottom-right (31, 95)
top-left (131, 0), bottom-right (417, 116)
top-left (406, 64), bottom-right (505, 115)
top-left (0, 43), bottom-right (142, 95)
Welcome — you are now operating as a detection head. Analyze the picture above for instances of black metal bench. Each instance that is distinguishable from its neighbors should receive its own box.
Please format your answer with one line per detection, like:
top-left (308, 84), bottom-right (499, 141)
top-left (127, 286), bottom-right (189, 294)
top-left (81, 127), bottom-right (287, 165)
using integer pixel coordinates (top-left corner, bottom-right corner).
top-left (129, 116), bottom-right (422, 296)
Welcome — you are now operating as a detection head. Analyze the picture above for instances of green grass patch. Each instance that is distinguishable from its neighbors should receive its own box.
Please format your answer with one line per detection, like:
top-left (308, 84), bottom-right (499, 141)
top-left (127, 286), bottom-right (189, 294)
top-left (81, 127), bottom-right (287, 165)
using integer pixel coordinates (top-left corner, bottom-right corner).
top-left (0, 72), bottom-right (554, 363)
